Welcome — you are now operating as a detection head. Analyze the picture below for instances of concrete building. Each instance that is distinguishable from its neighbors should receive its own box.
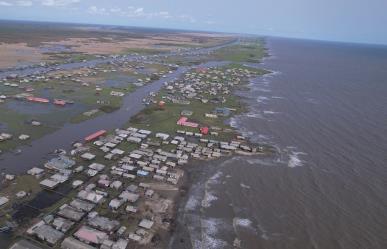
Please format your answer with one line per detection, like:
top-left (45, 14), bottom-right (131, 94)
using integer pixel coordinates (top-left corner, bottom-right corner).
top-left (74, 226), bottom-right (108, 245)
top-left (33, 224), bottom-right (64, 245)
top-left (61, 237), bottom-right (96, 249)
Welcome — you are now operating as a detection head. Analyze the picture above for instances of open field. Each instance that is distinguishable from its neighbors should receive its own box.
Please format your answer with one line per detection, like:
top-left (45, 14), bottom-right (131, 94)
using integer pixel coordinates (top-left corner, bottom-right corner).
top-left (0, 20), bottom-right (234, 68)
top-left (212, 38), bottom-right (268, 62)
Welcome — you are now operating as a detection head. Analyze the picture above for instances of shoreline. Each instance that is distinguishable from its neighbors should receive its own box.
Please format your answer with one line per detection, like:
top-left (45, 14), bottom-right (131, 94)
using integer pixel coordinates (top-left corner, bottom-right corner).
top-left (166, 63), bottom-right (275, 248)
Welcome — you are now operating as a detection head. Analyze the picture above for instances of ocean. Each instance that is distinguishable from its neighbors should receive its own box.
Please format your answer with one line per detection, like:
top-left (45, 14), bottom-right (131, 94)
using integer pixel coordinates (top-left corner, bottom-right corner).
top-left (169, 38), bottom-right (387, 249)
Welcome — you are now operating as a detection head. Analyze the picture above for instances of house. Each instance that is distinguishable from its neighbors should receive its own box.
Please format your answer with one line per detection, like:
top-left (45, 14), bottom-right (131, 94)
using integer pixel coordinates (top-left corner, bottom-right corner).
top-left (137, 170), bottom-right (149, 177)
top-left (155, 133), bottom-right (169, 140)
top-left (200, 127), bottom-right (209, 135)
top-left (74, 226), bottom-right (108, 245)
top-left (127, 136), bottom-right (142, 143)
top-left (214, 107), bottom-right (231, 117)
top-left (205, 113), bottom-right (218, 118)
top-left (54, 99), bottom-right (66, 106)
top-left (77, 190), bottom-right (104, 204)
top-left (40, 179), bottom-right (60, 189)
top-left (110, 180), bottom-right (122, 190)
top-left (52, 217), bottom-right (74, 233)
top-left (126, 205), bottom-right (137, 213)
top-left (87, 169), bottom-right (98, 177)
top-left (50, 173), bottom-right (69, 183)
top-left (119, 191), bottom-right (139, 203)
top-left (45, 155), bottom-right (75, 171)
top-left (18, 134), bottom-right (30, 140)
top-left (98, 179), bottom-right (110, 188)
top-left (70, 199), bottom-right (95, 212)
top-left (26, 96), bottom-right (49, 104)
top-left (177, 117), bottom-right (199, 128)
top-left (81, 153), bottom-right (96, 161)
top-left (0, 197), bottom-right (9, 207)
top-left (138, 219), bottom-right (154, 230)
top-left (180, 110), bottom-right (193, 116)
top-left (145, 189), bottom-right (154, 198)
top-left (72, 180), bottom-right (84, 188)
top-left (57, 204), bottom-right (85, 222)
top-left (9, 240), bottom-right (42, 249)
top-left (27, 167), bottom-right (44, 176)
top-left (88, 163), bottom-right (105, 172)
top-left (109, 199), bottom-right (124, 210)
top-left (33, 224), bottom-right (64, 245)
top-left (61, 237), bottom-right (96, 249)
top-left (84, 130), bottom-right (107, 142)
top-left (111, 148), bottom-right (125, 155)
top-left (88, 216), bottom-right (120, 232)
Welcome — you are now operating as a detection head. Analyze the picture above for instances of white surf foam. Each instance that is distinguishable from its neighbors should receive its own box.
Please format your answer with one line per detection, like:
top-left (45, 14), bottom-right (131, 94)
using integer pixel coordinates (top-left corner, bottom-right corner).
top-left (263, 110), bottom-right (280, 115)
top-left (240, 183), bottom-right (251, 189)
top-left (288, 151), bottom-right (307, 168)
top-left (191, 218), bottom-right (229, 249)
top-left (256, 96), bottom-right (269, 103)
top-left (233, 217), bottom-right (253, 229)
top-left (201, 171), bottom-right (223, 208)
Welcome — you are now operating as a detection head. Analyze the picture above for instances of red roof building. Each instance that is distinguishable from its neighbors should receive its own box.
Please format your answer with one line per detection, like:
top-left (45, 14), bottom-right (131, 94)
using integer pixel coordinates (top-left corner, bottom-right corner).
top-left (85, 130), bottom-right (107, 142)
top-left (26, 96), bottom-right (49, 103)
top-left (74, 226), bottom-right (108, 245)
top-left (177, 117), bottom-right (199, 128)
top-left (54, 99), bottom-right (66, 106)
top-left (200, 127), bottom-right (209, 135)
top-left (196, 67), bottom-right (208, 73)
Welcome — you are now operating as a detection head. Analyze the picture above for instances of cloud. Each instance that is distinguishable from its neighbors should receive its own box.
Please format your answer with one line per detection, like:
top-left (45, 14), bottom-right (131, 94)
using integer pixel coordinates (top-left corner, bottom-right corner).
top-left (87, 6), bottom-right (109, 15)
top-left (0, 1), bottom-right (12, 6)
top-left (87, 5), bottom-right (173, 20)
top-left (205, 20), bottom-right (216, 25)
top-left (40, 0), bottom-right (80, 7)
top-left (0, 0), bottom-right (33, 6)
top-left (179, 14), bottom-right (197, 23)
top-left (16, 0), bottom-right (33, 6)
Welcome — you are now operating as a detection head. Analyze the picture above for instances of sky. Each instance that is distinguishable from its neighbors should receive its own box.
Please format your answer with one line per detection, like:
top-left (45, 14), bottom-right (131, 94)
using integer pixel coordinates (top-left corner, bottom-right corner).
top-left (0, 0), bottom-right (387, 45)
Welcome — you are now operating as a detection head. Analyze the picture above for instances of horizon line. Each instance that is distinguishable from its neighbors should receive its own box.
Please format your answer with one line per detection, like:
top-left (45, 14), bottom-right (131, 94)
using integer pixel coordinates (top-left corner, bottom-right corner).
top-left (1, 18), bottom-right (387, 47)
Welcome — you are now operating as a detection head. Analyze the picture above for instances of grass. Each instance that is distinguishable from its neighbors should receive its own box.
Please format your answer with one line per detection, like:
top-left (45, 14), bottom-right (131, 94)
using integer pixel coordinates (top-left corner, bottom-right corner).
top-left (0, 175), bottom-right (42, 226)
top-left (123, 48), bottom-right (166, 55)
top-left (213, 39), bottom-right (267, 63)
top-left (0, 175), bottom-right (41, 201)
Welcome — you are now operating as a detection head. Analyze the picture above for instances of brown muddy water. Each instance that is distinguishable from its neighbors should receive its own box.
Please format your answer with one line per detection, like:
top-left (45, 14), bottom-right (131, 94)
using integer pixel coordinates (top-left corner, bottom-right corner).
top-left (169, 38), bottom-right (387, 249)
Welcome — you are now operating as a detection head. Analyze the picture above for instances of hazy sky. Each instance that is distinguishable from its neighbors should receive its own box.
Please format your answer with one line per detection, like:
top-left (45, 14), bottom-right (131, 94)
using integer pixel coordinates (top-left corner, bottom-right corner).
top-left (0, 0), bottom-right (386, 45)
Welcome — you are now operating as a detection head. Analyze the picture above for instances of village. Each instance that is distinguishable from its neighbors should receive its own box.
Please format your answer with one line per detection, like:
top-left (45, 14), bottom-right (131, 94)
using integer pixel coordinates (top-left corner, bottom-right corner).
top-left (0, 52), bottom-right (178, 153)
top-left (0, 60), bottom-right (271, 249)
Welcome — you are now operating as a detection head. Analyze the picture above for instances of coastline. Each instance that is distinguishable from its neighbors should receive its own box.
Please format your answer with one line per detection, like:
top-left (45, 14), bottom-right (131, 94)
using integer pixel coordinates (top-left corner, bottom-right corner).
top-left (166, 61), bottom-right (274, 248)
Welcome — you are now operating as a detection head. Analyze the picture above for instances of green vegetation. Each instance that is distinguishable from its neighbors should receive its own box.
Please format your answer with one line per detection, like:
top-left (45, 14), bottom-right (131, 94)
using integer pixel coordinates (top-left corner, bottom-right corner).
top-left (46, 52), bottom-right (98, 63)
top-left (213, 39), bottom-right (267, 63)
top-left (0, 175), bottom-right (41, 226)
top-left (123, 48), bottom-right (166, 55)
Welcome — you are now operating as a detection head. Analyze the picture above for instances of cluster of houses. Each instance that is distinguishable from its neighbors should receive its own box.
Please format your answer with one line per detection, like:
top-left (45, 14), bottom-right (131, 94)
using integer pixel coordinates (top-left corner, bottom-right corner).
top-left (0, 59), bottom-right (171, 107)
top-left (159, 65), bottom-right (258, 119)
top-left (4, 51), bottom-right (266, 248)
top-left (9, 117), bottom-right (260, 249)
